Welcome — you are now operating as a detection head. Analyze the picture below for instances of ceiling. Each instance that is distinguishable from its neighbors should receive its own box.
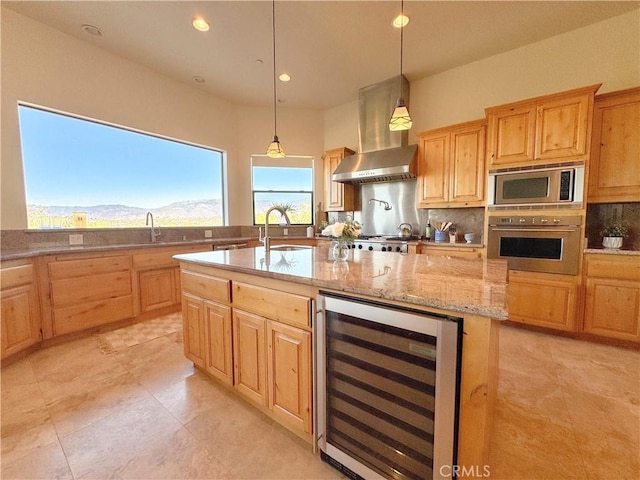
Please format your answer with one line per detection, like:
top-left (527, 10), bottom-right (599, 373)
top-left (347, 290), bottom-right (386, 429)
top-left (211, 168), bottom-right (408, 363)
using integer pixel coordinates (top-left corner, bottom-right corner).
top-left (4, 1), bottom-right (639, 110)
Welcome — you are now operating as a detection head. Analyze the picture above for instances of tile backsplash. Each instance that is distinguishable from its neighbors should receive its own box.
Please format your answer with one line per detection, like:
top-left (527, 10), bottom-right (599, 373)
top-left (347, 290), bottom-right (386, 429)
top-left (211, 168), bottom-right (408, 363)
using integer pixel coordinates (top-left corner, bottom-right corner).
top-left (586, 202), bottom-right (640, 250)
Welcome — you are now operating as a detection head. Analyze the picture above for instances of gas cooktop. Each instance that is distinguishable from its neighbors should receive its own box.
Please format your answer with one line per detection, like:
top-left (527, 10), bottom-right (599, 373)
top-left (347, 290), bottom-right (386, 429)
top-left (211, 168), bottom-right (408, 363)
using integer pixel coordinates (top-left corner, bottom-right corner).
top-left (357, 235), bottom-right (420, 242)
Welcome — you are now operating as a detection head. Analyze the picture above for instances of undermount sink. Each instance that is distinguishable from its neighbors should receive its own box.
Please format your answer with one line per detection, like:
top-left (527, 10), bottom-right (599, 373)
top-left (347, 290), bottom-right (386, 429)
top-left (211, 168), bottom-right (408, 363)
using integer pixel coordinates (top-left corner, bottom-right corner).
top-left (269, 245), bottom-right (313, 252)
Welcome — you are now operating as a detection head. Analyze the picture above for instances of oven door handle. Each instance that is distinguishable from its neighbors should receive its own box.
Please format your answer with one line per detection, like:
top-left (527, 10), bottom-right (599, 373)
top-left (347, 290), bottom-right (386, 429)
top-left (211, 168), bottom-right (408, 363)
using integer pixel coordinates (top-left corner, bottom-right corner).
top-left (489, 227), bottom-right (578, 233)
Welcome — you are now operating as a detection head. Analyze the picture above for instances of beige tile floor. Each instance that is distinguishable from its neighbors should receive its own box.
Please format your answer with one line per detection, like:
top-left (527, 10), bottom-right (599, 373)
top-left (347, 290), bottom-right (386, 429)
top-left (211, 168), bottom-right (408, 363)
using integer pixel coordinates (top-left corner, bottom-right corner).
top-left (1, 314), bottom-right (638, 479)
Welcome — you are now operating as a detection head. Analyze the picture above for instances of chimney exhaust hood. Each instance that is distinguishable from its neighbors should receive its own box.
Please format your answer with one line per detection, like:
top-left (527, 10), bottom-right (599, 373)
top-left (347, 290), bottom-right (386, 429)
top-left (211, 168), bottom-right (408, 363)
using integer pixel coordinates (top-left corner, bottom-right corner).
top-left (332, 75), bottom-right (417, 184)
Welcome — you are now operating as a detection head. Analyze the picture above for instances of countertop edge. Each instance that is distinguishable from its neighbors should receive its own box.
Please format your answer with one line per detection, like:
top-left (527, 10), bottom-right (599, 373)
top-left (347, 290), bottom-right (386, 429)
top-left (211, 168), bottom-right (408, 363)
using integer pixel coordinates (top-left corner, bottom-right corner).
top-left (175, 253), bottom-right (509, 321)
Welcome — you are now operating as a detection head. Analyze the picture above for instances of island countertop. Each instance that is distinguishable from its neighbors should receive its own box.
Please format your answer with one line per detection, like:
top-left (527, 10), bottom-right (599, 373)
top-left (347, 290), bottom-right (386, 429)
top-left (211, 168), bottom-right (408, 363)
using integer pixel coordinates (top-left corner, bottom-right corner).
top-left (174, 245), bottom-right (509, 320)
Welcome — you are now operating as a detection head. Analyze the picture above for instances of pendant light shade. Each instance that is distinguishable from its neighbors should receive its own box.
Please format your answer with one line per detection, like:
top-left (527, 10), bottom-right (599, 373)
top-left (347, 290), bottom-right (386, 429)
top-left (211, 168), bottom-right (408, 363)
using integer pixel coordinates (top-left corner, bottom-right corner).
top-left (266, 0), bottom-right (285, 158)
top-left (266, 135), bottom-right (285, 158)
top-left (389, 0), bottom-right (412, 131)
top-left (389, 98), bottom-right (413, 131)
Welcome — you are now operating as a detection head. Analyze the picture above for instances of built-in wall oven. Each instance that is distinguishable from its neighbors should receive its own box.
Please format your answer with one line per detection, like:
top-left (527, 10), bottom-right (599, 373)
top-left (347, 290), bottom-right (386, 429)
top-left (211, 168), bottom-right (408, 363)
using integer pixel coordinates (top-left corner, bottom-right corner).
top-left (316, 292), bottom-right (462, 480)
top-left (487, 215), bottom-right (582, 275)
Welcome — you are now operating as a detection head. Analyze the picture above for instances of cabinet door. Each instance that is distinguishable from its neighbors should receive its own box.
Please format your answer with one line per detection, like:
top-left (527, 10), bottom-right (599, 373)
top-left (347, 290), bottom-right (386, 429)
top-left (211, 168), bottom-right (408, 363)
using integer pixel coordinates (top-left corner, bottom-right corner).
top-left (584, 277), bottom-right (640, 342)
top-left (588, 89), bottom-right (640, 203)
top-left (449, 123), bottom-right (486, 205)
top-left (139, 268), bottom-right (176, 312)
top-left (205, 300), bottom-right (233, 385)
top-left (182, 293), bottom-right (207, 368)
top-left (507, 274), bottom-right (578, 331)
top-left (535, 93), bottom-right (590, 161)
top-left (324, 147), bottom-right (356, 212)
top-left (486, 105), bottom-right (536, 166)
top-left (1, 285), bottom-right (40, 359)
top-left (233, 310), bottom-right (267, 407)
top-left (416, 132), bottom-right (449, 207)
top-left (267, 320), bottom-right (312, 434)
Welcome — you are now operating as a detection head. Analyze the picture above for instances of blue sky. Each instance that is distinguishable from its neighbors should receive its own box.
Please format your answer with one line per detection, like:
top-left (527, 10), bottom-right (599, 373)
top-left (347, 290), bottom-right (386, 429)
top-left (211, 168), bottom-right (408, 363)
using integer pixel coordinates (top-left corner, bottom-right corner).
top-left (19, 105), bottom-right (224, 208)
top-left (17, 105), bottom-right (312, 210)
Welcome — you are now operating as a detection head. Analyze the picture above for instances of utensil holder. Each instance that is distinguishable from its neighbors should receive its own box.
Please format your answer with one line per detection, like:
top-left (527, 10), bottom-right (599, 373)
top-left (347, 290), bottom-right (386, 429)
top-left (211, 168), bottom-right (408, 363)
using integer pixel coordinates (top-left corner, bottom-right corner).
top-left (434, 230), bottom-right (447, 243)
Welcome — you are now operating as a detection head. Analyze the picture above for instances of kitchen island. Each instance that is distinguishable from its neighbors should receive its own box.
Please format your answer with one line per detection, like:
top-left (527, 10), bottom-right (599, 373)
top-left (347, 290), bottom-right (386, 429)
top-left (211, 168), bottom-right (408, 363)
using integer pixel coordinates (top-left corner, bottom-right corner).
top-left (174, 245), bottom-right (508, 477)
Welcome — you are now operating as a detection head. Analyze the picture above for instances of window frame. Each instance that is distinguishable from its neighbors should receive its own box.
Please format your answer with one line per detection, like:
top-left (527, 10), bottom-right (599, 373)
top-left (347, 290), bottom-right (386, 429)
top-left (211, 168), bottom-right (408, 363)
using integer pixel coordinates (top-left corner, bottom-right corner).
top-left (250, 156), bottom-right (315, 226)
top-left (17, 102), bottom-right (228, 229)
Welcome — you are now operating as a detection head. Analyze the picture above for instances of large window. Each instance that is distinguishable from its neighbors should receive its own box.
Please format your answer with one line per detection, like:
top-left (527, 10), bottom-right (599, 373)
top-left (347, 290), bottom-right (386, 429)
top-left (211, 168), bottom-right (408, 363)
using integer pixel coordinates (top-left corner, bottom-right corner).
top-left (251, 156), bottom-right (314, 225)
top-left (18, 104), bottom-right (226, 229)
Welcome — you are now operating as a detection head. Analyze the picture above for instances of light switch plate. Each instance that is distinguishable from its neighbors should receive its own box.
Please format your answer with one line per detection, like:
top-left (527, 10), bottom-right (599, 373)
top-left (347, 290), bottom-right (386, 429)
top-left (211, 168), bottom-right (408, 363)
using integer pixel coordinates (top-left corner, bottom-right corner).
top-left (204, 230), bottom-right (213, 238)
top-left (69, 234), bottom-right (83, 245)
top-left (283, 228), bottom-right (289, 236)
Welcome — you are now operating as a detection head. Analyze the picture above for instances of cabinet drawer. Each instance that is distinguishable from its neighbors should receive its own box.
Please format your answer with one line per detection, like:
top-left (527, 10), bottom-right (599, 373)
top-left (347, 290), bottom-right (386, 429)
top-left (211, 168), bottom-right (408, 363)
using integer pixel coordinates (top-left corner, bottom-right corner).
top-left (232, 282), bottom-right (310, 328)
top-left (133, 245), bottom-right (206, 269)
top-left (586, 257), bottom-right (640, 281)
top-left (49, 255), bottom-right (131, 280)
top-left (181, 270), bottom-right (230, 304)
top-left (1, 264), bottom-right (33, 290)
top-left (53, 295), bottom-right (134, 335)
top-left (51, 271), bottom-right (132, 307)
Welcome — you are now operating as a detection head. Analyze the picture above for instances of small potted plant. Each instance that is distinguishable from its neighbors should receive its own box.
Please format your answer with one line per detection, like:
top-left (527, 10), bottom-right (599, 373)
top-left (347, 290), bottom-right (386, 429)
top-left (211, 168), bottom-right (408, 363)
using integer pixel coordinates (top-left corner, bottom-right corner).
top-left (600, 224), bottom-right (628, 249)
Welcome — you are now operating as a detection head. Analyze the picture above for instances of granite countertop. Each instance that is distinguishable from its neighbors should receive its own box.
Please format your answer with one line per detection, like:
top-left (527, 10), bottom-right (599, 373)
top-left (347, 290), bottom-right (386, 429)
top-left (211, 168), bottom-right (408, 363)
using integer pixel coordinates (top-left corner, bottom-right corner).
top-left (583, 248), bottom-right (640, 256)
top-left (174, 245), bottom-right (509, 320)
top-left (0, 239), bottom-right (216, 261)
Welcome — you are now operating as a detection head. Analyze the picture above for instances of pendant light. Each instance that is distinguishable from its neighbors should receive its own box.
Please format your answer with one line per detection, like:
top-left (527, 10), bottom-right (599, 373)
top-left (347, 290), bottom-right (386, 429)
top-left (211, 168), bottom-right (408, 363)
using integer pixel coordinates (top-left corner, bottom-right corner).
top-left (389, 0), bottom-right (413, 131)
top-left (266, 0), bottom-right (285, 158)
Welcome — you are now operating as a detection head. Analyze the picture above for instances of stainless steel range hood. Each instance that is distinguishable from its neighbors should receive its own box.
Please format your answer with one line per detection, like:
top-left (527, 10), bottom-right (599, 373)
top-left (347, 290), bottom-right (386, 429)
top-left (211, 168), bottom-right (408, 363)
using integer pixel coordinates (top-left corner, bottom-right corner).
top-left (332, 75), bottom-right (417, 184)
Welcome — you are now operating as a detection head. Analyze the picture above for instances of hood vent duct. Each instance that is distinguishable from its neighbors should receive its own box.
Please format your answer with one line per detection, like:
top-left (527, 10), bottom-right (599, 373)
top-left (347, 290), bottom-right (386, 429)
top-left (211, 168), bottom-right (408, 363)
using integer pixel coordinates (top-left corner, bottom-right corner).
top-left (332, 75), bottom-right (417, 184)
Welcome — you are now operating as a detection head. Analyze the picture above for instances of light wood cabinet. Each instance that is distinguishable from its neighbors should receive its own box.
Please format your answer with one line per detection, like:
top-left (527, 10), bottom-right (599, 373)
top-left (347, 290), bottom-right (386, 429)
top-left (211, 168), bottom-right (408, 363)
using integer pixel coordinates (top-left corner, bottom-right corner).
top-left (139, 268), bottom-right (176, 312)
top-left (507, 270), bottom-right (579, 331)
top-left (267, 320), bottom-right (312, 434)
top-left (182, 293), bottom-right (208, 368)
top-left (48, 254), bottom-right (134, 336)
top-left (204, 300), bottom-right (233, 385)
top-left (418, 245), bottom-right (483, 259)
top-left (588, 87), bottom-right (640, 203)
top-left (233, 309), bottom-right (267, 407)
top-left (583, 255), bottom-right (640, 342)
top-left (323, 147), bottom-right (356, 211)
top-left (486, 84), bottom-right (599, 168)
top-left (1, 260), bottom-right (41, 359)
top-left (417, 119), bottom-right (486, 208)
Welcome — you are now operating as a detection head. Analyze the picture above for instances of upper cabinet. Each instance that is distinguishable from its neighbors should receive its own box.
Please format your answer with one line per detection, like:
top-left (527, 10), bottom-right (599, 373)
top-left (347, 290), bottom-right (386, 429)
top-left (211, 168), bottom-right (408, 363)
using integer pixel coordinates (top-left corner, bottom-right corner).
top-left (587, 87), bottom-right (640, 203)
top-left (417, 119), bottom-right (486, 208)
top-left (323, 147), bottom-right (356, 212)
top-left (486, 84), bottom-right (600, 168)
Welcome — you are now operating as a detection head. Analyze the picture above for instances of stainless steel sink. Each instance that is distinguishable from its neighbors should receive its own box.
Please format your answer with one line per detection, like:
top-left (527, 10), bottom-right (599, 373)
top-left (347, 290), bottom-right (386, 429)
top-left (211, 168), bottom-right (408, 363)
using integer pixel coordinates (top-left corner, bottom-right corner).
top-left (269, 245), bottom-right (313, 252)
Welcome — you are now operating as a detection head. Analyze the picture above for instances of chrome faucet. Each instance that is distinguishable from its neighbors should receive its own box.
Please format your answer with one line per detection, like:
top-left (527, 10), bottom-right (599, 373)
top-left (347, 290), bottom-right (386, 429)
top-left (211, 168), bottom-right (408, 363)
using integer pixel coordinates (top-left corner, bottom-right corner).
top-left (368, 198), bottom-right (392, 210)
top-left (259, 206), bottom-right (291, 250)
top-left (145, 212), bottom-right (161, 243)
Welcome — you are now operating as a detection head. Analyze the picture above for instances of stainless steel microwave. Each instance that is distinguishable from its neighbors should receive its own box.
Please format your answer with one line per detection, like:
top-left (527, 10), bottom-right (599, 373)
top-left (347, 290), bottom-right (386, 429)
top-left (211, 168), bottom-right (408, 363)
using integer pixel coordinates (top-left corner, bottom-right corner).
top-left (487, 163), bottom-right (585, 208)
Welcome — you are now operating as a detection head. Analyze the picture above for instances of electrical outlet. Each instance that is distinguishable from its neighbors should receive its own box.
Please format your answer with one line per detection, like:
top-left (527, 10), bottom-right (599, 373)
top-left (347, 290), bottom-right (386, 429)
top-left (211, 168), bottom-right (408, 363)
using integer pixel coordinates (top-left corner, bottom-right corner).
top-left (204, 230), bottom-right (213, 238)
top-left (69, 234), bottom-right (83, 245)
top-left (284, 228), bottom-right (289, 236)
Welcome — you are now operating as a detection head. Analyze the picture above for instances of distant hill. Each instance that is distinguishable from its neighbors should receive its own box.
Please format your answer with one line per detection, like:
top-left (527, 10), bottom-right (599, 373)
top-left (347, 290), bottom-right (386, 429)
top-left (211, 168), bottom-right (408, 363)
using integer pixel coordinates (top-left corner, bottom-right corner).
top-left (28, 199), bottom-right (223, 220)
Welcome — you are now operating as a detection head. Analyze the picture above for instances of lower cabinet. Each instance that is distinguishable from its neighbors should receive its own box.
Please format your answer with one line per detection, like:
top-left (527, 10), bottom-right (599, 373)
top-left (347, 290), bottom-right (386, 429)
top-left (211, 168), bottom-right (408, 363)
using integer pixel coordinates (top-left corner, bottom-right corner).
top-left (583, 255), bottom-right (640, 342)
top-left (267, 320), bottom-right (312, 434)
top-left (233, 309), bottom-right (267, 406)
top-left (180, 266), bottom-right (313, 439)
top-left (182, 293), bottom-right (208, 368)
top-left (139, 268), bottom-right (177, 313)
top-left (1, 260), bottom-right (41, 359)
top-left (507, 270), bottom-right (579, 331)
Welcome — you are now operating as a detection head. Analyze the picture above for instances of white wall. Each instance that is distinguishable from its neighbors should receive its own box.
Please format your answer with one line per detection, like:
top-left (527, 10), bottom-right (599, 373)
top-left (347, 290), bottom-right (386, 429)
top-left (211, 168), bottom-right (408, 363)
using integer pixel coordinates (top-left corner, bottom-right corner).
top-left (0, 8), bottom-right (324, 229)
top-left (324, 9), bottom-right (640, 146)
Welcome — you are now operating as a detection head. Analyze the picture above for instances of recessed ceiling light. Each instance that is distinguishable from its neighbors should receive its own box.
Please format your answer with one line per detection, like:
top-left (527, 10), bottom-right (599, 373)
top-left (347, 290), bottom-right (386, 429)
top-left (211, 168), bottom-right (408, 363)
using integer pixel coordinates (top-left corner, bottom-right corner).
top-left (392, 14), bottom-right (409, 28)
top-left (278, 73), bottom-right (291, 82)
top-left (81, 24), bottom-right (103, 37)
top-left (192, 17), bottom-right (210, 32)
top-left (192, 76), bottom-right (206, 83)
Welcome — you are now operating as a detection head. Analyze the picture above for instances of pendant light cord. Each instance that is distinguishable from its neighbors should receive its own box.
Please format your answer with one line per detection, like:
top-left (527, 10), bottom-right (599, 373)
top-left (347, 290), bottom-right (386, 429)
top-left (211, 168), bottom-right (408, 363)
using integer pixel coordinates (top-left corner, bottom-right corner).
top-left (399, 0), bottom-right (404, 98)
top-left (272, 0), bottom-right (278, 138)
